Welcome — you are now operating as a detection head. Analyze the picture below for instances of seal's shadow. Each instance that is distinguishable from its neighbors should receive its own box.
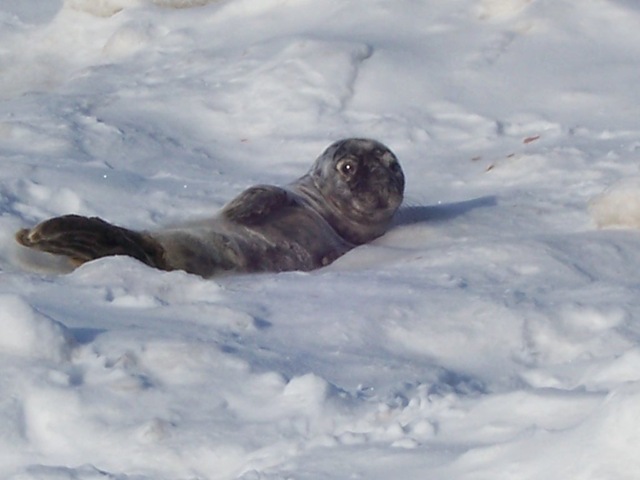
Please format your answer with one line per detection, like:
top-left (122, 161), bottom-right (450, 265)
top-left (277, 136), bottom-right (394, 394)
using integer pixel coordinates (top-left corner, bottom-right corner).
top-left (391, 195), bottom-right (497, 227)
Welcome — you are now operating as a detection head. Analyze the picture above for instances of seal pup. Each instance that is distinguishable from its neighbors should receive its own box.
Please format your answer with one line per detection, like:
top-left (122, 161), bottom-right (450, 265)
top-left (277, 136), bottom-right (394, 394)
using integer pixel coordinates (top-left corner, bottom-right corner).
top-left (15, 138), bottom-right (405, 277)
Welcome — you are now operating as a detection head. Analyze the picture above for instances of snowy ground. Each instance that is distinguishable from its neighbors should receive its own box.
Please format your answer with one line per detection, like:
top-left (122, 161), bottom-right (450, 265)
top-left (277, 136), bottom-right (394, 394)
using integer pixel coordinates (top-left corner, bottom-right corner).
top-left (1, 0), bottom-right (640, 478)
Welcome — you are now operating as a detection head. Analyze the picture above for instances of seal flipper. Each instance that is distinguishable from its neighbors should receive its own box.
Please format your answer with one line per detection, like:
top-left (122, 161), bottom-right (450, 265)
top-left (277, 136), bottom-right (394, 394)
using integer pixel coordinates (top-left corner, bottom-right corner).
top-left (222, 185), bottom-right (296, 225)
top-left (16, 214), bottom-right (168, 269)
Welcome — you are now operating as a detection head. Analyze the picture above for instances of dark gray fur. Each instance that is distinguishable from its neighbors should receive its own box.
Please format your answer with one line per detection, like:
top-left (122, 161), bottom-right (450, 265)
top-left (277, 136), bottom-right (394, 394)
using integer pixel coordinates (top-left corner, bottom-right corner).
top-left (16, 138), bottom-right (405, 277)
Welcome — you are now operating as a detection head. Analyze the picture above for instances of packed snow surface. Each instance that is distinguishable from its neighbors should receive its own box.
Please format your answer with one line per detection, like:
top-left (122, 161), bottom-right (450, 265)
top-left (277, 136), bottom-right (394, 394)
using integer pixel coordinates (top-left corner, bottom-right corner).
top-left (2, 0), bottom-right (640, 478)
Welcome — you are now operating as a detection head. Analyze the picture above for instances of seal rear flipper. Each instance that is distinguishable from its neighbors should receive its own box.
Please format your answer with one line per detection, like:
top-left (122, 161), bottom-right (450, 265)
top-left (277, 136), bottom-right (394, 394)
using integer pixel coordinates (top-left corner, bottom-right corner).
top-left (221, 185), bottom-right (296, 225)
top-left (16, 214), bottom-right (168, 270)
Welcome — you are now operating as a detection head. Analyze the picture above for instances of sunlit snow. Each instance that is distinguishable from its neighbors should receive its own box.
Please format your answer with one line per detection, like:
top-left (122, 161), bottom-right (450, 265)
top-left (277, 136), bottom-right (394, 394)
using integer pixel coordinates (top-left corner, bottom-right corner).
top-left (2, 0), bottom-right (640, 479)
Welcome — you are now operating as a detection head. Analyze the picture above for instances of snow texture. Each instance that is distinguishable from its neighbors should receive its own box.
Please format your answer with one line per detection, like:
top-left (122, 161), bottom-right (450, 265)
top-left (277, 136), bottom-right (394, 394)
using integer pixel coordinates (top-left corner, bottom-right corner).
top-left (1, 0), bottom-right (640, 478)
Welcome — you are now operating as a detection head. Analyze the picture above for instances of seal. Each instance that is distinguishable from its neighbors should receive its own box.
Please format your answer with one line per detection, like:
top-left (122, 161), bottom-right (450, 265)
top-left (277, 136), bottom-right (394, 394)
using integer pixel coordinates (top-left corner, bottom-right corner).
top-left (15, 138), bottom-right (405, 277)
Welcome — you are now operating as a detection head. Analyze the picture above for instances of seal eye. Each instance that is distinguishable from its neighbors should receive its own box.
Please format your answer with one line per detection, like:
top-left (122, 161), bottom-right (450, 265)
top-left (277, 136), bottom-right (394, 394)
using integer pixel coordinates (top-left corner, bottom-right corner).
top-left (337, 158), bottom-right (358, 177)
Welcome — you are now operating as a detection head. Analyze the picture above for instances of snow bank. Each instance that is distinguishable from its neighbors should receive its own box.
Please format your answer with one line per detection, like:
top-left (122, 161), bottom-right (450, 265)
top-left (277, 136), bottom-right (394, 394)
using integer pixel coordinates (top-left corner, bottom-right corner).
top-left (0, 294), bottom-right (74, 362)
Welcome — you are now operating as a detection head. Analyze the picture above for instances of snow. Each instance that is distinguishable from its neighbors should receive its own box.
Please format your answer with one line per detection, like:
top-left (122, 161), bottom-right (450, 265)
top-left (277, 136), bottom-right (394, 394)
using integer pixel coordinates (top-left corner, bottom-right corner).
top-left (1, 0), bottom-right (640, 478)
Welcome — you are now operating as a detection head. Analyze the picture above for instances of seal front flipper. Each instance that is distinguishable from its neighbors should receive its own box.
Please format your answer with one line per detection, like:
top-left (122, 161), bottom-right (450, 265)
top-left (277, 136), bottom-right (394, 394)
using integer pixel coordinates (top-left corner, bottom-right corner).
top-left (16, 214), bottom-right (167, 269)
top-left (221, 185), bottom-right (296, 225)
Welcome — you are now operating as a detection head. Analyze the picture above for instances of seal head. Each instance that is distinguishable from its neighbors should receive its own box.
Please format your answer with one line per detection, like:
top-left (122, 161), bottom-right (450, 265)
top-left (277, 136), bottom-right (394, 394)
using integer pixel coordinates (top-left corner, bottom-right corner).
top-left (294, 138), bottom-right (405, 245)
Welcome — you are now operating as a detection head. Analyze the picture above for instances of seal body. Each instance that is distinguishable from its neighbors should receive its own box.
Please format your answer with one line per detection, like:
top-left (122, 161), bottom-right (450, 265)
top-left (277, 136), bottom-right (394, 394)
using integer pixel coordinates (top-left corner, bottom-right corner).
top-left (16, 138), bottom-right (405, 277)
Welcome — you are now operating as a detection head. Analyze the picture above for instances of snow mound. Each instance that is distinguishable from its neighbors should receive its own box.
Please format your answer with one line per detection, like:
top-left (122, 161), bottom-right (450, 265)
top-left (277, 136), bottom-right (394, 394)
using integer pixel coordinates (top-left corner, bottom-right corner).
top-left (66, 0), bottom-right (221, 17)
top-left (590, 176), bottom-right (640, 229)
top-left (0, 295), bottom-right (74, 362)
